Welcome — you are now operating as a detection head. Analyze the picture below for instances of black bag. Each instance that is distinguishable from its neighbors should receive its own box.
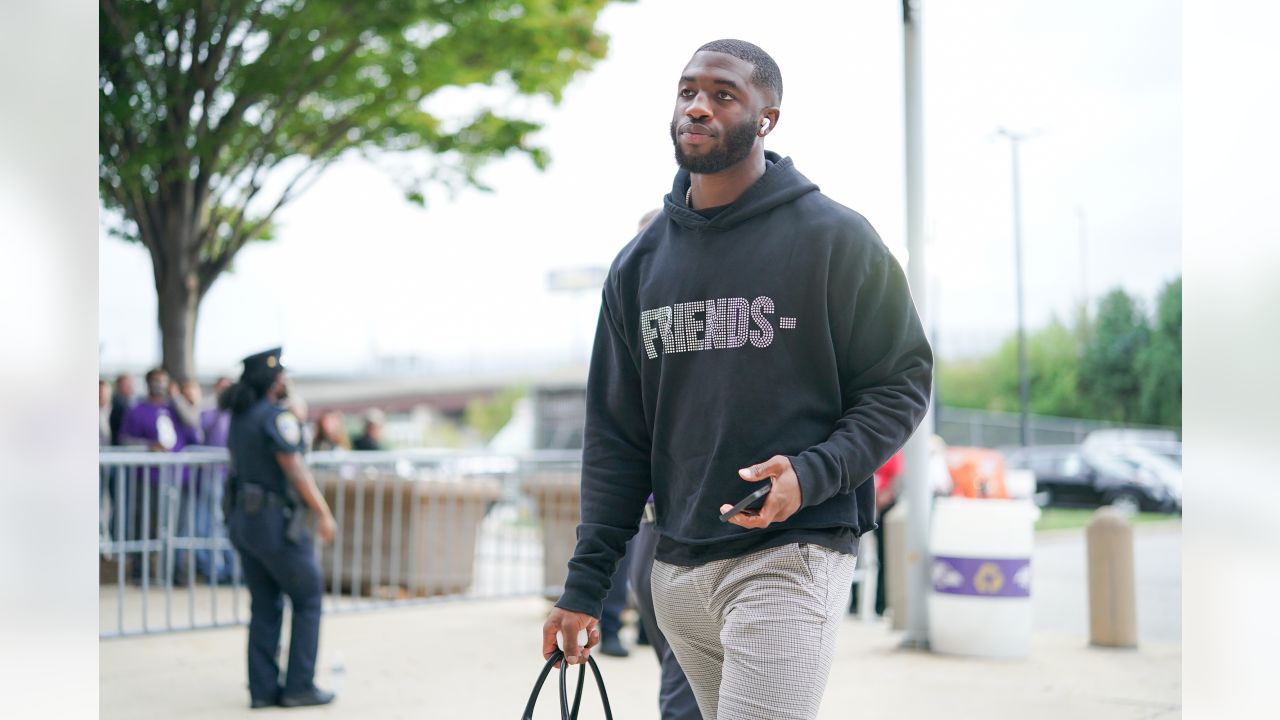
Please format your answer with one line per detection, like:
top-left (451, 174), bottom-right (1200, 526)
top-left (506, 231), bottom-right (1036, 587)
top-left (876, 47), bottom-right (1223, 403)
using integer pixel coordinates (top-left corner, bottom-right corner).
top-left (520, 649), bottom-right (614, 720)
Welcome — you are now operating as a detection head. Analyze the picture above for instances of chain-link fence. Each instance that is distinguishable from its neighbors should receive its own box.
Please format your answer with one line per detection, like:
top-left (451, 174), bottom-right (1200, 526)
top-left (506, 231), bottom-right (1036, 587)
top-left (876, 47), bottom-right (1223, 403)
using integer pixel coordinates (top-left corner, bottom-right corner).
top-left (935, 407), bottom-right (1179, 449)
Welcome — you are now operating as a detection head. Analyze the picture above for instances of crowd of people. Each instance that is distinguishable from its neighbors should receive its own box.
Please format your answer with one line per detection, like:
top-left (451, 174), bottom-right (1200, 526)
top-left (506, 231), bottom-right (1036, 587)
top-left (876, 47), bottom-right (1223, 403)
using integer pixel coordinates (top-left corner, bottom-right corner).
top-left (97, 370), bottom-right (391, 586)
top-left (99, 371), bottom-right (389, 454)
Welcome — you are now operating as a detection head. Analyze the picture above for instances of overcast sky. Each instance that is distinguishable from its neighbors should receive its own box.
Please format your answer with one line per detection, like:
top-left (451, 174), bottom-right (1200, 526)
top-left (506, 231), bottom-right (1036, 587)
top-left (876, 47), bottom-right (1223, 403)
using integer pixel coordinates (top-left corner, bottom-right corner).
top-left (98, 0), bottom-right (1180, 377)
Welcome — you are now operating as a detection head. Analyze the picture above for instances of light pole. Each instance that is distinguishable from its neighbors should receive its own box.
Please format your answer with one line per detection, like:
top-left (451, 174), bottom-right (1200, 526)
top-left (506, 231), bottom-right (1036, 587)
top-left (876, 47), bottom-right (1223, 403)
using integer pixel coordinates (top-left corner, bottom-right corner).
top-left (997, 127), bottom-right (1034, 447)
top-left (901, 0), bottom-right (933, 650)
top-left (1075, 205), bottom-right (1089, 320)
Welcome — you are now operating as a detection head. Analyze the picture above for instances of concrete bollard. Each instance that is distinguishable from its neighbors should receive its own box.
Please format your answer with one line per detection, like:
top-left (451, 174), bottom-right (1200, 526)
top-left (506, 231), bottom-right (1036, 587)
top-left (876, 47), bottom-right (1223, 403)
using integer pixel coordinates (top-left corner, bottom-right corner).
top-left (1086, 507), bottom-right (1138, 648)
top-left (883, 502), bottom-right (909, 631)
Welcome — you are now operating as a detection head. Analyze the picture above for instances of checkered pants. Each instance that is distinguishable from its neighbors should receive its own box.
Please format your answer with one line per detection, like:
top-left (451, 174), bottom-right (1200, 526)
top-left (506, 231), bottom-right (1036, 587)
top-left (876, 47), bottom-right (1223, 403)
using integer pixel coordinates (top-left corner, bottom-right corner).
top-left (651, 543), bottom-right (857, 720)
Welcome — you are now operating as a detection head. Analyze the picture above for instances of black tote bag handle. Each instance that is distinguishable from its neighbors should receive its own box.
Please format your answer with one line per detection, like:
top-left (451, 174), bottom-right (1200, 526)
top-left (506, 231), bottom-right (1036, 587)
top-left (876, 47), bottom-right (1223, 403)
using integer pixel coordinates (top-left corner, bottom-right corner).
top-left (520, 648), bottom-right (614, 720)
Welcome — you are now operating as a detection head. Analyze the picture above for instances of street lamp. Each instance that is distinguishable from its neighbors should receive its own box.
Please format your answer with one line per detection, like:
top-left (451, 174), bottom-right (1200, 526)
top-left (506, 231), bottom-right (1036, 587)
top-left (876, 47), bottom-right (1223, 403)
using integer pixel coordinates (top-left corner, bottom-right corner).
top-left (996, 127), bottom-right (1038, 447)
top-left (1075, 205), bottom-right (1089, 321)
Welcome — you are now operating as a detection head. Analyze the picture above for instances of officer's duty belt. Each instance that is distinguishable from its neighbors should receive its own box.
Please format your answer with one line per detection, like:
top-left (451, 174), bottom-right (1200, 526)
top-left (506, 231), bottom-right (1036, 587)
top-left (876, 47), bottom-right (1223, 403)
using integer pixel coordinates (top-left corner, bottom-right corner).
top-left (237, 484), bottom-right (290, 514)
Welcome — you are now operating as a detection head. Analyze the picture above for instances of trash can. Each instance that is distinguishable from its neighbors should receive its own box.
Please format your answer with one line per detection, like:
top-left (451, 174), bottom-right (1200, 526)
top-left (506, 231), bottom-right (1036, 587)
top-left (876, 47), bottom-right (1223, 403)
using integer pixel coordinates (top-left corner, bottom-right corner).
top-left (928, 496), bottom-right (1039, 658)
top-left (521, 470), bottom-right (580, 600)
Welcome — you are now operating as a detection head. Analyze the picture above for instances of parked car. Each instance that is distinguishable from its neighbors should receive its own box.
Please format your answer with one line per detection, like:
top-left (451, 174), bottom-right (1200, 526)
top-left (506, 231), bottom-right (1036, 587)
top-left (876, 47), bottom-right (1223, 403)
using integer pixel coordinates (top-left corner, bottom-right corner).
top-left (1084, 429), bottom-right (1182, 466)
top-left (1108, 445), bottom-right (1182, 512)
top-left (1004, 444), bottom-right (1180, 514)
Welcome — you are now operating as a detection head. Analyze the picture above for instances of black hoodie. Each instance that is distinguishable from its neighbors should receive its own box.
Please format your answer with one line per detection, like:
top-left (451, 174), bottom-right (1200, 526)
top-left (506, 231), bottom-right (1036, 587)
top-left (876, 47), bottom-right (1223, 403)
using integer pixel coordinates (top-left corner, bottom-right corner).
top-left (556, 152), bottom-right (934, 619)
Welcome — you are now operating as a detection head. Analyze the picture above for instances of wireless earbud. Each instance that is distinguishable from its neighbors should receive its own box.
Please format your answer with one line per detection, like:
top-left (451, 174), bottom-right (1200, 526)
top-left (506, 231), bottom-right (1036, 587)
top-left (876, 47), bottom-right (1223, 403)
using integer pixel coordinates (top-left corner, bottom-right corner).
top-left (760, 118), bottom-right (770, 130)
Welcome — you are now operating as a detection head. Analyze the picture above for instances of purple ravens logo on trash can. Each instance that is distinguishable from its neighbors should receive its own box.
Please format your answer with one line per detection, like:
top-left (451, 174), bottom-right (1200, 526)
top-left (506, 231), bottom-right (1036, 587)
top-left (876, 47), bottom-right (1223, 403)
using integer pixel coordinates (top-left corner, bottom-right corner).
top-left (932, 556), bottom-right (1032, 598)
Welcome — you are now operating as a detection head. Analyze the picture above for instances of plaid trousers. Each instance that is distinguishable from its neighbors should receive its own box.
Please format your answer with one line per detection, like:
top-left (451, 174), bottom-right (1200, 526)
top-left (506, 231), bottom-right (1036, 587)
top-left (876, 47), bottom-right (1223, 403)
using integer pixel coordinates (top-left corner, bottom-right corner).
top-left (651, 543), bottom-right (856, 720)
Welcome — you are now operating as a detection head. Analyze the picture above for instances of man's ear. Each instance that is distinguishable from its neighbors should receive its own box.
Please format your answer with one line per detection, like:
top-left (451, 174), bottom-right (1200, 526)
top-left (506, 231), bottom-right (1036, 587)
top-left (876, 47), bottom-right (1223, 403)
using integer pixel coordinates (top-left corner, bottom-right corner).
top-left (758, 107), bottom-right (781, 137)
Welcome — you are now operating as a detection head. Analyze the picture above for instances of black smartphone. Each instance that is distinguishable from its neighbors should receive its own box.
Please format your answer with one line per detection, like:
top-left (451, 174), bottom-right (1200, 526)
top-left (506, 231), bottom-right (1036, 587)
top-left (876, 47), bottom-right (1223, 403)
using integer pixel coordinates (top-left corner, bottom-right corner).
top-left (719, 483), bottom-right (772, 522)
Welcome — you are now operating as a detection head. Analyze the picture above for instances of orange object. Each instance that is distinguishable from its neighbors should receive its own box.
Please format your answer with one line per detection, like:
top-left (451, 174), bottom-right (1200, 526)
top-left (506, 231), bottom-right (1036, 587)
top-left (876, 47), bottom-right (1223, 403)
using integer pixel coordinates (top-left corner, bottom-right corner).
top-left (945, 447), bottom-right (1009, 499)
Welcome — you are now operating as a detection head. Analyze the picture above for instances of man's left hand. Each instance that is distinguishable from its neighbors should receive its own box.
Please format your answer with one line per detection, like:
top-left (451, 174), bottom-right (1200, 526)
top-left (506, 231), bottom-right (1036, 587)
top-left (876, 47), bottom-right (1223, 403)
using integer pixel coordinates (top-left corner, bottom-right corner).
top-left (721, 455), bottom-right (803, 529)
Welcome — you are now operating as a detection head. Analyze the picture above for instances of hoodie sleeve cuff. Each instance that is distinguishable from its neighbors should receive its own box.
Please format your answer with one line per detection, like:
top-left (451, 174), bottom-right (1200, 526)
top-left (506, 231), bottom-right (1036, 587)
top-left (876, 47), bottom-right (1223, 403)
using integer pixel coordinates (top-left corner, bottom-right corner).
top-left (788, 452), bottom-right (834, 510)
top-left (554, 587), bottom-right (602, 620)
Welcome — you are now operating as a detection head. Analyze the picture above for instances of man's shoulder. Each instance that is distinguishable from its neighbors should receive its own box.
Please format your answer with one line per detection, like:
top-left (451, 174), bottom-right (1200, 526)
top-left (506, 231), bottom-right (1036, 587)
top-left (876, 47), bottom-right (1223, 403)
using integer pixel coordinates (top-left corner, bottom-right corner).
top-left (603, 214), bottom-right (671, 300)
top-left (788, 192), bottom-right (888, 259)
top-left (609, 216), bottom-right (667, 275)
top-left (792, 192), bottom-right (878, 236)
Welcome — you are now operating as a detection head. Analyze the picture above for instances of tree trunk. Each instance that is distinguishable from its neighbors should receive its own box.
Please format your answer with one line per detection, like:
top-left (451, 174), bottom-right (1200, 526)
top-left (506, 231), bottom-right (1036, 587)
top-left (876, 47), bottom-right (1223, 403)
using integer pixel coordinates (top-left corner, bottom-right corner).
top-left (152, 204), bottom-right (202, 383)
top-left (156, 268), bottom-right (200, 383)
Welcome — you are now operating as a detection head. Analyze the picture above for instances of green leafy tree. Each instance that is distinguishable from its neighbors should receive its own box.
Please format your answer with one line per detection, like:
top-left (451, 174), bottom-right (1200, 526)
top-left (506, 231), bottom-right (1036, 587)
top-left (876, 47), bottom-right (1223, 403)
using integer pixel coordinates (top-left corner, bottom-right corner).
top-left (1137, 277), bottom-right (1181, 426)
top-left (935, 355), bottom-right (1007, 412)
top-left (1025, 317), bottom-right (1090, 418)
top-left (100, 0), bottom-right (625, 380)
top-left (939, 286), bottom-right (1181, 428)
top-left (937, 315), bottom-right (1088, 418)
top-left (1079, 289), bottom-right (1150, 422)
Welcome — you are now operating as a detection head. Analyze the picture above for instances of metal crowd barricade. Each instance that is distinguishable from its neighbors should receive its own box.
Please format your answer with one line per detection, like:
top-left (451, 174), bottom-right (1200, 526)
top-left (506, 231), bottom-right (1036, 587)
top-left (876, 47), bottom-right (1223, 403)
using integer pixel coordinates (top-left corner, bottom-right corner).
top-left (99, 448), bottom-right (586, 638)
top-left (98, 448), bottom-right (242, 638)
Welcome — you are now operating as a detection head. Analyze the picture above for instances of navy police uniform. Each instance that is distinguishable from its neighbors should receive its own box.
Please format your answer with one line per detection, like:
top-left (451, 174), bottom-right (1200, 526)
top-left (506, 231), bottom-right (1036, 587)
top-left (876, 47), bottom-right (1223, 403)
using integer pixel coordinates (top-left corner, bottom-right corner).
top-left (225, 348), bottom-right (325, 708)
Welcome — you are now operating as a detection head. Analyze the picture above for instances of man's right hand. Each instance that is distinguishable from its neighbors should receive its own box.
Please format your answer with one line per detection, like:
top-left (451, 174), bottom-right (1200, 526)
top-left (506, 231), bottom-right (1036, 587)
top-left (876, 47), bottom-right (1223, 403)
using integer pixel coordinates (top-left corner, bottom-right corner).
top-left (542, 607), bottom-right (600, 666)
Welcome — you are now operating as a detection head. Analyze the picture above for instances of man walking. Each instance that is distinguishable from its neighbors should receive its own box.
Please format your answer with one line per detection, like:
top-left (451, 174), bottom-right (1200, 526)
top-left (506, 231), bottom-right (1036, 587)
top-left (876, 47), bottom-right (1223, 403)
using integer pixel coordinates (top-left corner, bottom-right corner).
top-left (541, 39), bottom-right (933, 720)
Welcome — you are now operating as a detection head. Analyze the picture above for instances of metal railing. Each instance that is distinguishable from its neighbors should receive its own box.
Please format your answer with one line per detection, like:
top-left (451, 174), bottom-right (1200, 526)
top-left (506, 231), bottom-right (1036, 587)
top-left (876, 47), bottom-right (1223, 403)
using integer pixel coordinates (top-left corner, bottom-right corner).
top-left (99, 448), bottom-right (584, 638)
top-left (98, 449), bottom-right (242, 637)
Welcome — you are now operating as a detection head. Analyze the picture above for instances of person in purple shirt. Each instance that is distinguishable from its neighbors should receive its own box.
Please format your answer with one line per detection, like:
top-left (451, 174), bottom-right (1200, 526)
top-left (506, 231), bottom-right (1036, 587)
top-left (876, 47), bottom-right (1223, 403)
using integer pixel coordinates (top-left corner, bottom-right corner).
top-left (200, 408), bottom-right (231, 448)
top-left (122, 368), bottom-right (209, 578)
top-left (188, 378), bottom-right (236, 584)
top-left (200, 376), bottom-right (234, 445)
top-left (120, 368), bottom-right (195, 453)
top-left (119, 368), bottom-right (192, 582)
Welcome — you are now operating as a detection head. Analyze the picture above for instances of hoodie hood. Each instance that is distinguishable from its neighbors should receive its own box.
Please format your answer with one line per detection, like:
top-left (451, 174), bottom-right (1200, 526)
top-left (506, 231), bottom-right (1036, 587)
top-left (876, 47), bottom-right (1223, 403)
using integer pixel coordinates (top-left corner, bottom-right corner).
top-left (663, 151), bottom-right (820, 231)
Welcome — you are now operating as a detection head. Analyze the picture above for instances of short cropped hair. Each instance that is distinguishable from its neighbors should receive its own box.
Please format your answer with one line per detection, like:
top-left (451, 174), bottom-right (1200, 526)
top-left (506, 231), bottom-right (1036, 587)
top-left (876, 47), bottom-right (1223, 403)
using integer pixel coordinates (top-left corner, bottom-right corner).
top-left (696, 39), bottom-right (783, 105)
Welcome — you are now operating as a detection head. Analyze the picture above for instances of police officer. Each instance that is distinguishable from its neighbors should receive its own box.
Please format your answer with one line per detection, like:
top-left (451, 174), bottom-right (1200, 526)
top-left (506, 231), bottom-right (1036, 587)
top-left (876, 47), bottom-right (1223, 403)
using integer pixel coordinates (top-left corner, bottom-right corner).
top-left (224, 348), bottom-right (338, 709)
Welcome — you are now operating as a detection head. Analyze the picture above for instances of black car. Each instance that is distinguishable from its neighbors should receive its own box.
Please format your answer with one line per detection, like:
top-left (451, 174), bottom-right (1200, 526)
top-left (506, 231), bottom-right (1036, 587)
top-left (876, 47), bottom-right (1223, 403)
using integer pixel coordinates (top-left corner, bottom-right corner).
top-left (1003, 444), bottom-right (1179, 513)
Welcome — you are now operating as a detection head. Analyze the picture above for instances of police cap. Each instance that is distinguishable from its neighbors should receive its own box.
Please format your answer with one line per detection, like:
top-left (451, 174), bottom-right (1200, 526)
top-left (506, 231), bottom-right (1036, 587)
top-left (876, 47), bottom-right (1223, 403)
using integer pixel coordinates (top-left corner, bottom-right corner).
top-left (240, 347), bottom-right (285, 386)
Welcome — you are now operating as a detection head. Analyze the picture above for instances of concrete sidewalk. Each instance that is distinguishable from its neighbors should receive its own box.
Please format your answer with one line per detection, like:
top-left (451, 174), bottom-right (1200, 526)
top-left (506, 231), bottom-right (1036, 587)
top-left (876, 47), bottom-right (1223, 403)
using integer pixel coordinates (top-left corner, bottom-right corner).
top-left (100, 596), bottom-right (1180, 719)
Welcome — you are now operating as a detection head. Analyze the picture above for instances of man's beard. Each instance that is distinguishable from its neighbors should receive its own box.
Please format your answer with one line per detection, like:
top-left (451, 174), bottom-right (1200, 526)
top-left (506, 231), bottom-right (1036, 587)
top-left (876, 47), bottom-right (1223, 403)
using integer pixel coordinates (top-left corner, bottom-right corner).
top-left (670, 116), bottom-right (758, 174)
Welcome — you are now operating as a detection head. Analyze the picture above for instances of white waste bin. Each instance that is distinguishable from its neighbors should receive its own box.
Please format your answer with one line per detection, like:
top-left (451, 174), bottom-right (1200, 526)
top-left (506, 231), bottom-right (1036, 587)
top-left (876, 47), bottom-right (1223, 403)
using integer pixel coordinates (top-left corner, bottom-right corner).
top-left (928, 496), bottom-right (1039, 658)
